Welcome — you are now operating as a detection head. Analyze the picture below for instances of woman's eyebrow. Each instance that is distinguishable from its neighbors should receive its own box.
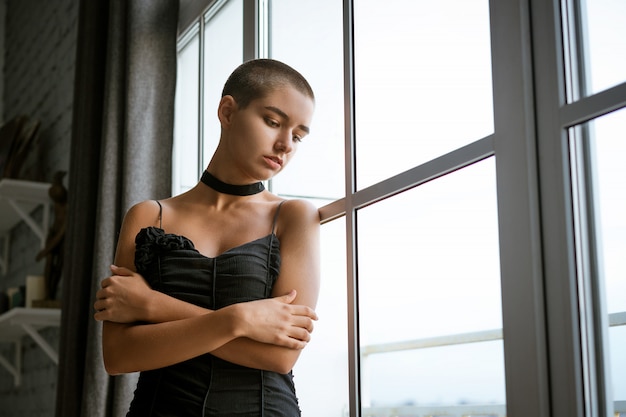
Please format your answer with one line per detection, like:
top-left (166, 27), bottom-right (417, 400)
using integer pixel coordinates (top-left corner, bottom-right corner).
top-left (265, 106), bottom-right (310, 134)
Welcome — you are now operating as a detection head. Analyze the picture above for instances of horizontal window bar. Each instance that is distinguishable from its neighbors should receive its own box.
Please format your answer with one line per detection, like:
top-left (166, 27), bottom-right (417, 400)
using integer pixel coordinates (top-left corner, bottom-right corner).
top-left (560, 81), bottom-right (626, 128)
top-left (318, 135), bottom-right (495, 223)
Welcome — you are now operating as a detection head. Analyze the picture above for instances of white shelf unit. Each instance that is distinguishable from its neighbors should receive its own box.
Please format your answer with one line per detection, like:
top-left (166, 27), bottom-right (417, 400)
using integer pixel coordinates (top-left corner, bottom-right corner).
top-left (0, 178), bottom-right (51, 274)
top-left (0, 307), bottom-right (61, 386)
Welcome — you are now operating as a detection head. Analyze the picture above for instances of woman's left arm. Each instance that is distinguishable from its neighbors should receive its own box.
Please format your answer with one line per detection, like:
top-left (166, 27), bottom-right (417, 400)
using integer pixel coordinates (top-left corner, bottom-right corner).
top-left (209, 199), bottom-right (321, 373)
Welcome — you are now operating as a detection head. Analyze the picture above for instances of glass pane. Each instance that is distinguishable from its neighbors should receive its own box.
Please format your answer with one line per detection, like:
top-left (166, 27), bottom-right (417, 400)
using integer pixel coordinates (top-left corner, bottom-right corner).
top-left (354, 0), bottom-right (494, 190)
top-left (571, 107), bottom-right (626, 413)
top-left (174, 32), bottom-right (200, 195)
top-left (357, 158), bottom-right (506, 413)
top-left (576, 0), bottom-right (626, 96)
top-left (269, 0), bottom-right (345, 204)
top-left (203, 0), bottom-right (243, 169)
top-left (294, 217), bottom-right (349, 417)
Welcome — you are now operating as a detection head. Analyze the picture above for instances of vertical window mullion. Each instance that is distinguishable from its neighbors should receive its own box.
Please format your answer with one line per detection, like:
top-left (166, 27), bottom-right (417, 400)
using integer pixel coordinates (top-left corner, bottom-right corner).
top-left (531, 0), bottom-right (593, 416)
top-left (265, 0), bottom-right (271, 58)
top-left (491, 0), bottom-right (552, 416)
top-left (343, 0), bottom-right (360, 416)
top-left (198, 17), bottom-right (205, 178)
top-left (242, 0), bottom-right (257, 61)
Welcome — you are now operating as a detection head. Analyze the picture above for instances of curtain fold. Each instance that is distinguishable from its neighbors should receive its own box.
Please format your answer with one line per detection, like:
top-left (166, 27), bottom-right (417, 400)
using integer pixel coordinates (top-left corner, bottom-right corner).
top-left (54, 1), bottom-right (109, 416)
top-left (56, 1), bottom-right (178, 416)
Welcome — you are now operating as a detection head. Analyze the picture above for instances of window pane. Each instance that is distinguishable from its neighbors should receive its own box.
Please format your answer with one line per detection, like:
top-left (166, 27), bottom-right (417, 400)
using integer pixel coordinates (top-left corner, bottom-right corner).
top-left (202, 0), bottom-right (243, 169)
top-left (269, 0), bottom-right (345, 203)
top-left (571, 107), bottom-right (626, 412)
top-left (174, 32), bottom-right (200, 194)
top-left (357, 158), bottom-right (505, 411)
top-left (354, 0), bottom-right (494, 190)
top-left (573, 0), bottom-right (626, 96)
top-left (294, 217), bottom-right (349, 417)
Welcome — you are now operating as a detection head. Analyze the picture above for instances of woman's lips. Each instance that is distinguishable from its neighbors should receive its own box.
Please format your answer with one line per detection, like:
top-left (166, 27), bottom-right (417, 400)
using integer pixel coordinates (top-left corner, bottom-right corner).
top-left (264, 156), bottom-right (283, 170)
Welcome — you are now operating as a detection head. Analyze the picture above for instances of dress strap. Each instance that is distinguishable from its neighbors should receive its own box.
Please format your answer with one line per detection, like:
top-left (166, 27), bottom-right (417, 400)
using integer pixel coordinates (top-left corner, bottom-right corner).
top-left (271, 201), bottom-right (286, 235)
top-left (155, 200), bottom-right (162, 229)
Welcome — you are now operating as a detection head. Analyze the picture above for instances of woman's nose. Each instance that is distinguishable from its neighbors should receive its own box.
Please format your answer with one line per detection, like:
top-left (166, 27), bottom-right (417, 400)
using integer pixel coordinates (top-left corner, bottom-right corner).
top-left (275, 131), bottom-right (294, 153)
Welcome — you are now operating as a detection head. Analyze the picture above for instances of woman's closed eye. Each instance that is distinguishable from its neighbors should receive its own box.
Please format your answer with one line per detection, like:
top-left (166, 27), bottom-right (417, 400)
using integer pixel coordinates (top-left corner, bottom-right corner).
top-left (265, 117), bottom-right (280, 128)
top-left (265, 115), bottom-right (306, 143)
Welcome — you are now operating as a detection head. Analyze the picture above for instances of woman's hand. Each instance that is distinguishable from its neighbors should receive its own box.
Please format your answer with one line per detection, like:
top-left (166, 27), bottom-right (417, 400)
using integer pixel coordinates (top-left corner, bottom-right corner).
top-left (94, 265), bottom-right (153, 323)
top-left (234, 290), bottom-right (318, 350)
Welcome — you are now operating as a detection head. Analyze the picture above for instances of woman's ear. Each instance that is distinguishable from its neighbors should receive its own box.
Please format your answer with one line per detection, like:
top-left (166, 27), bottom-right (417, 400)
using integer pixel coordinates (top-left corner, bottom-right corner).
top-left (217, 95), bottom-right (238, 127)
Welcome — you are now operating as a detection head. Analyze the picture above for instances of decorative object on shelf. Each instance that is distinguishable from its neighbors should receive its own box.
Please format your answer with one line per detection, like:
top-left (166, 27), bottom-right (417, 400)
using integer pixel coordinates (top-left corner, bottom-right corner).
top-left (25, 275), bottom-right (46, 308)
top-left (34, 171), bottom-right (67, 306)
top-left (0, 115), bottom-right (41, 180)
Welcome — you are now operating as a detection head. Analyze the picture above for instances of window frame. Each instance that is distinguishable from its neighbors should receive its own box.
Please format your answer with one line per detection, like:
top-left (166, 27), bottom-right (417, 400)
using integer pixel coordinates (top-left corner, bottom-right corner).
top-left (174, 0), bottom-right (626, 416)
top-left (532, 1), bottom-right (626, 416)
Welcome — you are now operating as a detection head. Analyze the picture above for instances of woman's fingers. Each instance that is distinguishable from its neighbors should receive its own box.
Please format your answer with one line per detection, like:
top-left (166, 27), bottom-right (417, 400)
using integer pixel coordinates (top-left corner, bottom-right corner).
top-left (110, 264), bottom-right (134, 276)
top-left (237, 294), bottom-right (318, 348)
top-left (93, 270), bottom-right (152, 323)
top-left (290, 304), bottom-right (318, 321)
top-left (292, 315), bottom-right (315, 334)
top-left (274, 290), bottom-right (318, 321)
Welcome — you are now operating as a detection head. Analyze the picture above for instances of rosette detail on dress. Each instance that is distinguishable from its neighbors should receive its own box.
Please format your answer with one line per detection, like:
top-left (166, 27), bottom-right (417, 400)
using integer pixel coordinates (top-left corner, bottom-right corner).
top-left (134, 227), bottom-right (196, 273)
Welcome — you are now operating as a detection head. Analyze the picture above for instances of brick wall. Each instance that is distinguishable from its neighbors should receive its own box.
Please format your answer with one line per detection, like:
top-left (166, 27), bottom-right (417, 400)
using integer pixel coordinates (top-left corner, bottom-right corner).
top-left (3, 0), bottom-right (77, 181)
top-left (0, 0), bottom-right (78, 415)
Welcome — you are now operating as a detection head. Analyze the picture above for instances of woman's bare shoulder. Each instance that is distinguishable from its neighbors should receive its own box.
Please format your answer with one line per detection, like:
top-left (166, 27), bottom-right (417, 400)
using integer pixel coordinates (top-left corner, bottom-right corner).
top-left (122, 200), bottom-right (163, 229)
top-left (276, 199), bottom-right (320, 233)
top-left (280, 198), bottom-right (318, 215)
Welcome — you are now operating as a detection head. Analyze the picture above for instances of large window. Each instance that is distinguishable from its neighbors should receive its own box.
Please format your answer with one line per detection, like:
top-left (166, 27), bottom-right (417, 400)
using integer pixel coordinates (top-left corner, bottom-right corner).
top-left (175, 1), bottom-right (626, 416)
top-left (561, 1), bottom-right (626, 414)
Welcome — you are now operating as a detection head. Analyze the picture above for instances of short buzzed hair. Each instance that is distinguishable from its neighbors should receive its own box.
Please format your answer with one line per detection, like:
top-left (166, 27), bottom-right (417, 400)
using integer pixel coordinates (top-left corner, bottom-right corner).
top-left (221, 59), bottom-right (315, 109)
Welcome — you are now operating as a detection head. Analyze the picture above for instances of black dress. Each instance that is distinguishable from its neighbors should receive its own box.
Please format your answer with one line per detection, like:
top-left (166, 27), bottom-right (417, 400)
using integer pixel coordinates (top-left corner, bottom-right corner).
top-left (126, 201), bottom-right (301, 417)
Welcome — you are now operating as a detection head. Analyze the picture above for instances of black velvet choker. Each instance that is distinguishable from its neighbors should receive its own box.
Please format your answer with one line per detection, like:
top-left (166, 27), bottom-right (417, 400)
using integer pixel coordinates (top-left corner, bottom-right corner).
top-left (200, 170), bottom-right (265, 196)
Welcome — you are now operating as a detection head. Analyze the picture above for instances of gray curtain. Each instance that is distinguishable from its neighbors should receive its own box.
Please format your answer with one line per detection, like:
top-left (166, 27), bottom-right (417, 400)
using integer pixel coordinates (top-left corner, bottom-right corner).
top-left (55, 1), bottom-right (178, 416)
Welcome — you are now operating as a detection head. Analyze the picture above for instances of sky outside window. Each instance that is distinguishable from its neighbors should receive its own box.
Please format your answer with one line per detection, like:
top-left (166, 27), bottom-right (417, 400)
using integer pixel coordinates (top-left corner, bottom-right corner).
top-left (353, 0), bottom-right (493, 190)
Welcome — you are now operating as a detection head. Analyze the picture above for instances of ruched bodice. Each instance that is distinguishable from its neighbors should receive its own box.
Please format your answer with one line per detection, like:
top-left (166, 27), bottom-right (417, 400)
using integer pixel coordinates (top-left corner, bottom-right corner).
top-left (126, 201), bottom-right (301, 417)
top-left (133, 227), bottom-right (281, 309)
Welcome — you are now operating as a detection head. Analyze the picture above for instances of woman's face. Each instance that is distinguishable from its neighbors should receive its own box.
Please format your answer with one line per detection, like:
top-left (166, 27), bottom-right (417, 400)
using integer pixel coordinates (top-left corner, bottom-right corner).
top-left (224, 86), bottom-right (315, 182)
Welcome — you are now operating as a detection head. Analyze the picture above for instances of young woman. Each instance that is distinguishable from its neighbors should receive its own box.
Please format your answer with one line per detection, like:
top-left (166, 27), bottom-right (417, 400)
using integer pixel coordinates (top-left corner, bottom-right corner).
top-left (94, 59), bottom-right (320, 416)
